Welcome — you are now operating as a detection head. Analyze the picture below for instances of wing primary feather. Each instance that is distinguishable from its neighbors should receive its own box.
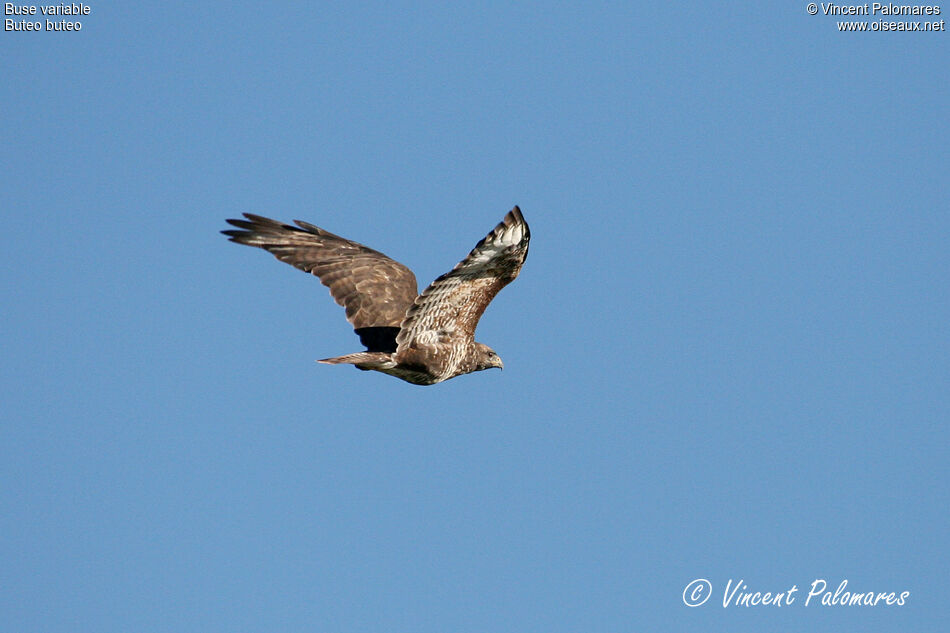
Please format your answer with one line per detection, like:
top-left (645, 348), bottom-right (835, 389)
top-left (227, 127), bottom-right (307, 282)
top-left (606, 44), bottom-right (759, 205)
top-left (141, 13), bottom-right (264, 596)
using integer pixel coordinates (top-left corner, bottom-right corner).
top-left (222, 214), bottom-right (419, 332)
top-left (396, 206), bottom-right (530, 349)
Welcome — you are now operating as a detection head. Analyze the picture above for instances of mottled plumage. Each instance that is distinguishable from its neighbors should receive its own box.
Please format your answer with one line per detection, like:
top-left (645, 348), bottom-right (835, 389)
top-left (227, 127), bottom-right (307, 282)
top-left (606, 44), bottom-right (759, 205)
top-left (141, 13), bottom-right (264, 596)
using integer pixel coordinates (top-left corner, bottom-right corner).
top-left (222, 207), bottom-right (530, 385)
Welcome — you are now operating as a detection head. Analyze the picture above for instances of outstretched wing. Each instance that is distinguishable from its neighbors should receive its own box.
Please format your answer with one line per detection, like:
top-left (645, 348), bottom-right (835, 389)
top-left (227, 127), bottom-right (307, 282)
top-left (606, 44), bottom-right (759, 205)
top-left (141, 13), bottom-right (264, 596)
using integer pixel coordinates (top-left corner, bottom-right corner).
top-left (396, 207), bottom-right (529, 349)
top-left (222, 214), bottom-right (419, 333)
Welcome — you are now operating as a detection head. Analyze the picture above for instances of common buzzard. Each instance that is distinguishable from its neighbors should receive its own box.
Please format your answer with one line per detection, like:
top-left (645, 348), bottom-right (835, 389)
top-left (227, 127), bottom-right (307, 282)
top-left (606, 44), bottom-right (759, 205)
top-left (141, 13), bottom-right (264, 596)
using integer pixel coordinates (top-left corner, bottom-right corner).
top-left (222, 207), bottom-right (530, 385)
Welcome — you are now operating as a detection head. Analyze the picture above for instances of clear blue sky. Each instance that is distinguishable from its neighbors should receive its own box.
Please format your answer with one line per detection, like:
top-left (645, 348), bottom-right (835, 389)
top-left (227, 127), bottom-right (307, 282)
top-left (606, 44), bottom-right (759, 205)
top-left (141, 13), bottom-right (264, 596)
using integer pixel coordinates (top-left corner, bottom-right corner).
top-left (2, 3), bottom-right (947, 631)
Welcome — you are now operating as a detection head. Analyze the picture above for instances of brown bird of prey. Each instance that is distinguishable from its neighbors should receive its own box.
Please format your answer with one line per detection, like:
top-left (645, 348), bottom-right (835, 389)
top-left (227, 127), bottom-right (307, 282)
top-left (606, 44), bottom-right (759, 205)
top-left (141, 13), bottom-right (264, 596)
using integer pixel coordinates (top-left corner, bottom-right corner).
top-left (222, 207), bottom-right (530, 385)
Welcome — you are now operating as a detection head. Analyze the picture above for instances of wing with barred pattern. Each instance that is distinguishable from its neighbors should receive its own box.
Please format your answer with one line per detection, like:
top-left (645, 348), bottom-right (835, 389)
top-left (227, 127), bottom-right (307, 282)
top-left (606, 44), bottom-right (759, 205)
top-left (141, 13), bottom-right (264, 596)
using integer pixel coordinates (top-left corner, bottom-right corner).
top-left (222, 214), bottom-right (418, 348)
top-left (395, 206), bottom-right (530, 351)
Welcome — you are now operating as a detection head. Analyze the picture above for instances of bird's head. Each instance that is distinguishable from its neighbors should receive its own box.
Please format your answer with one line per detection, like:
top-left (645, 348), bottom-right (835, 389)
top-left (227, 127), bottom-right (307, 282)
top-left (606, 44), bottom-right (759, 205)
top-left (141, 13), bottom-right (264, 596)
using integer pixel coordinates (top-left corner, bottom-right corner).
top-left (475, 342), bottom-right (504, 371)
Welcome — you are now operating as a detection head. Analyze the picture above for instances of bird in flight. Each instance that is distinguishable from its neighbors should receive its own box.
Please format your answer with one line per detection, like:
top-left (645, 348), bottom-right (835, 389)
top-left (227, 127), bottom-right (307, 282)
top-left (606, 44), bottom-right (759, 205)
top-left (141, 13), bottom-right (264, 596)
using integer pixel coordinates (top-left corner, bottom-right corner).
top-left (222, 207), bottom-right (530, 385)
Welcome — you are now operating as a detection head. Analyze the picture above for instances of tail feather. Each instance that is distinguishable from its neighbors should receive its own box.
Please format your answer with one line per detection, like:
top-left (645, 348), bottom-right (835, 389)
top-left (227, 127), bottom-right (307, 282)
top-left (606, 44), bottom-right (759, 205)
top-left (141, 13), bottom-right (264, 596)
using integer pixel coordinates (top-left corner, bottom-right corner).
top-left (318, 352), bottom-right (395, 369)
